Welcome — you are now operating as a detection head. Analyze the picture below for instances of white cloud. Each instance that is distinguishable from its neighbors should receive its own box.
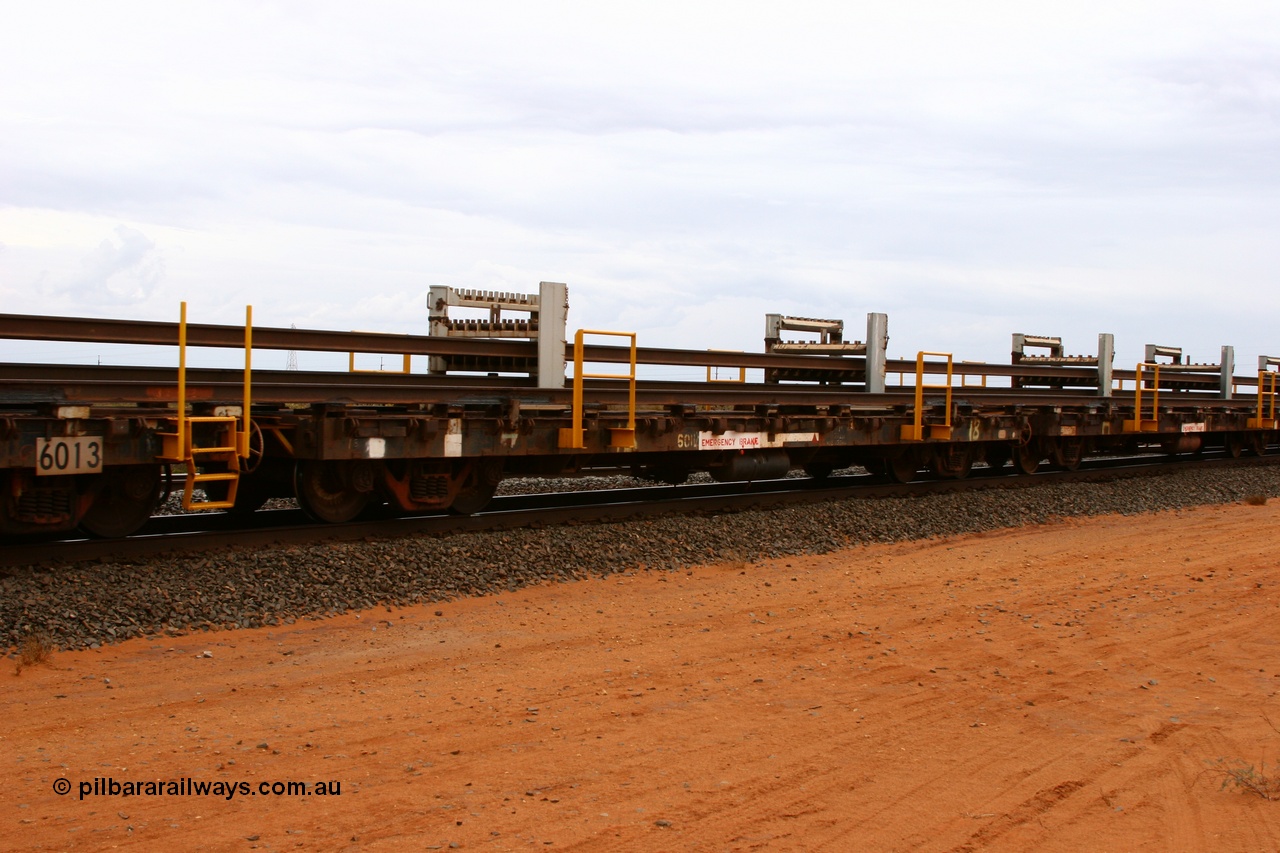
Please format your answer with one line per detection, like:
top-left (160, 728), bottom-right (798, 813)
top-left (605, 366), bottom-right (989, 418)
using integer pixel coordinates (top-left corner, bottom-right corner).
top-left (52, 225), bottom-right (164, 304)
top-left (1, 1), bottom-right (1279, 372)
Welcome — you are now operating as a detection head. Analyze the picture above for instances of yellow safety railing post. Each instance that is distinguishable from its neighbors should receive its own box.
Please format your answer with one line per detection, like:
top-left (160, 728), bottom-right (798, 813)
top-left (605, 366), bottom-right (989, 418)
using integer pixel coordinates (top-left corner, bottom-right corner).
top-left (177, 301), bottom-right (187, 457)
top-left (627, 333), bottom-right (637, 441)
top-left (241, 305), bottom-right (252, 459)
top-left (1123, 363), bottom-right (1161, 432)
top-left (1132, 363), bottom-right (1144, 429)
top-left (159, 301), bottom-right (190, 463)
top-left (900, 351), bottom-right (953, 441)
top-left (706, 351), bottom-right (747, 383)
top-left (571, 331), bottom-right (585, 444)
top-left (349, 349), bottom-right (412, 373)
top-left (960, 362), bottom-right (987, 388)
top-left (1149, 364), bottom-right (1160, 427)
top-left (558, 329), bottom-right (637, 450)
top-left (158, 302), bottom-right (248, 511)
top-left (1250, 367), bottom-right (1278, 429)
top-left (347, 332), bottom-right (413, 375)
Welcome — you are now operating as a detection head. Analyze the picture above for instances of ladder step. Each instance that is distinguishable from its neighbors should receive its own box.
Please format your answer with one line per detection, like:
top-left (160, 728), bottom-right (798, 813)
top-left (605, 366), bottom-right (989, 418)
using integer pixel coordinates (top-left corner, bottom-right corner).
top-left (184, 501), bottom-right (236, 511)
top-left (192, 472), bottom-right (239, 483)
top-left (190, 446), bottom-right (239, 454)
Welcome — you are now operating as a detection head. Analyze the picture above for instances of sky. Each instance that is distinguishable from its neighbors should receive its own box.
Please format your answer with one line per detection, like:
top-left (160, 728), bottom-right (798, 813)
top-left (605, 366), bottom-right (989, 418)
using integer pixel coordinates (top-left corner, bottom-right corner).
top-left (2, 1), bottom-right (1278, 377)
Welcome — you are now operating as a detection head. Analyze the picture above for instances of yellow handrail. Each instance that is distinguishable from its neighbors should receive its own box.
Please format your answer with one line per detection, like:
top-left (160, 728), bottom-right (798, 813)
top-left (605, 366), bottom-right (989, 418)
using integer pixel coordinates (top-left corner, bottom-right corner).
top-left (176, 301), bottom-right (187, 457)
top-left (347, 351), bottom-right (412, 374)
top-left (163, 302), bottom-right (254, 462)
top-left (1250, 367), bottom-right (1278, 429)
top-left (241, 305), bottom-right (252, 459)
top-left (706, 351), bottom-right (747, 384)
top-left (1123, 362), bottom-right (1161, 432)
top-left (900, 351), bottom-right (953, 441)
top-left (706, 361), bottom-right (747, 381)
top-left (960, 361), bottom-right (987, 388)
top-left (559, 329), bottom-right (637, 449)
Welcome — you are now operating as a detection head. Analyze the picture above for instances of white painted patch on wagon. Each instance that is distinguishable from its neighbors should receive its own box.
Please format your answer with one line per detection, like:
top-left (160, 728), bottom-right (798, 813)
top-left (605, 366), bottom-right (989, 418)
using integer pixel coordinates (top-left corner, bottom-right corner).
top-left (697, 431), bottom-right (819, 450)
top-left (445, 419), bottom-right (463, 457)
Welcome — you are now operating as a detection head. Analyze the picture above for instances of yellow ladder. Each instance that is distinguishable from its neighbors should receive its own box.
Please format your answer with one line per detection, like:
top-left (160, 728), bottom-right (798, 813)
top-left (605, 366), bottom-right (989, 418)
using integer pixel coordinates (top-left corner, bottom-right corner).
top-left (1248, 365), bottom-right (1278, 430)
top-left (162, 416), bottom-right (241, 510)
top-left (1123, 362), bottom-right (1162, 432)
top-left (900, 351), bottom-right (953, 441)
top-left (558, 329), bottom-right (637, 450)
top-left (158, 302), bottom-right (254, 511)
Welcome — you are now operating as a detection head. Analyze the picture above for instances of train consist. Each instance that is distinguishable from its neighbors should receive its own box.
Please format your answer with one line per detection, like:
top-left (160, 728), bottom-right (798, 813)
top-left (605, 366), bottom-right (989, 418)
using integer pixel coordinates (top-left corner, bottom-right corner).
top-left (1, 281), bottom-right (1276, 538)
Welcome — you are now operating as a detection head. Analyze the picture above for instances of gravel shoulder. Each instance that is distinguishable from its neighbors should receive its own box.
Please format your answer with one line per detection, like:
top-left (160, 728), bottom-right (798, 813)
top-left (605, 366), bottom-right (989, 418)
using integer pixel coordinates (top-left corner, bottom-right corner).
top-left (5, 484), bottom-right (1280, 851)
top-left (5, 464), bottom-right (1280, 652)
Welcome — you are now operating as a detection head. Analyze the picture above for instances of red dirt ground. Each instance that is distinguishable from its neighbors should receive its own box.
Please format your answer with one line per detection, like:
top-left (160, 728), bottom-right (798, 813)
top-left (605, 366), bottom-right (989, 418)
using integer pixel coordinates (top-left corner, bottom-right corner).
top-left (5, 501), bottom-right (1280, 852)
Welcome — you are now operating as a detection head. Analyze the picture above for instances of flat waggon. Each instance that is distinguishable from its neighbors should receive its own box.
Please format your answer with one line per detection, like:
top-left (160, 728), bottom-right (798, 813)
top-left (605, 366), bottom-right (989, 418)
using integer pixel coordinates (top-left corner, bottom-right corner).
top-left (1, 281), bottom-right (1276, 537)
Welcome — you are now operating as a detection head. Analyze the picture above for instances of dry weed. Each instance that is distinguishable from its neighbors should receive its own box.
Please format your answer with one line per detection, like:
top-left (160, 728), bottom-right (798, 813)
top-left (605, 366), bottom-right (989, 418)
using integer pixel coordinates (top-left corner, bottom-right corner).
top-left (13, 631), bottom-right (54, 675)
top-left (1208, 715), bottom-right (1280, 800)
top-left (1210, 758), bottom-right (1280, 800)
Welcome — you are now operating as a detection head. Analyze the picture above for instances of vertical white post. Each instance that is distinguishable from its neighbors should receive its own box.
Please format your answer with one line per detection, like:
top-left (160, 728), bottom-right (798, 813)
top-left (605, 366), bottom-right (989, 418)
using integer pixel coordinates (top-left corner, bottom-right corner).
top-left (427, 285), bottom-right (451, 375)
top-left (1220, 345), bottom-right (1234, 400)
top-left (865, 312), bottom-right (888, 393)
top-left (537, 281), bottom-right (568, 389)
top-left (1097, 333), bottom-right (1114, 397)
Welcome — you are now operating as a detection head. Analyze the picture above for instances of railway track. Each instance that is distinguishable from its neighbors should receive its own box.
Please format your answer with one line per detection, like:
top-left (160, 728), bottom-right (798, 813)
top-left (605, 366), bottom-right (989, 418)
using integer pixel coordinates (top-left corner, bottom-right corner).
top-left (4, 451), bottom-right (1274, 570)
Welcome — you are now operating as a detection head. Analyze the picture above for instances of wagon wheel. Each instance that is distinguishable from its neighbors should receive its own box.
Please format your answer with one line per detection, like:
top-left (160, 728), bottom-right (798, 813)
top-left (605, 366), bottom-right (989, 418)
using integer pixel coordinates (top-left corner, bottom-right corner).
top-left (79, 465), bottom-right (162, 538)
top-left (1245, 432), bottom-right (1268, 456)
top-left (450, 459), bottom-right (503, 515)
top-left (1012, 442), bottom-right (1041, 475)
top-left (883, 449), bottom-right (921, 484)
top-left (803, 461), bottom-right (835, 481)
top-left (295, 461), bottom-right (371, 523)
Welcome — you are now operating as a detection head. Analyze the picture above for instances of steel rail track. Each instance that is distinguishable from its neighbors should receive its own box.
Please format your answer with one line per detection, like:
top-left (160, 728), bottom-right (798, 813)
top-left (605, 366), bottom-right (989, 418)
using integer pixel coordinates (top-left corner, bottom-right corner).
top-left (0, 360), bottom-right (1251, 409)
top-left (0, 311), bottom-right (1255, 391)
top-left (3, 453), bottom-right (1275, 570)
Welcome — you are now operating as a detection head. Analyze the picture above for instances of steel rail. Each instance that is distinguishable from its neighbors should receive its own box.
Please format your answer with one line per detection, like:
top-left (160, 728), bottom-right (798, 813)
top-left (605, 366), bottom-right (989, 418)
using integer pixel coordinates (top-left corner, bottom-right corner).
top-left (0, 362), bottom-right (1254, 411)
top-left (0, 314), bottom-right (868, 374)
top-left (3, 454), bottom-right (1275, 570)
top-left (0, 313), bottom-right (1255, 389)
top-left (0, 377), bottom-right (1241, 410)
top-left (0, 360), bottom-right (1219, 395)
